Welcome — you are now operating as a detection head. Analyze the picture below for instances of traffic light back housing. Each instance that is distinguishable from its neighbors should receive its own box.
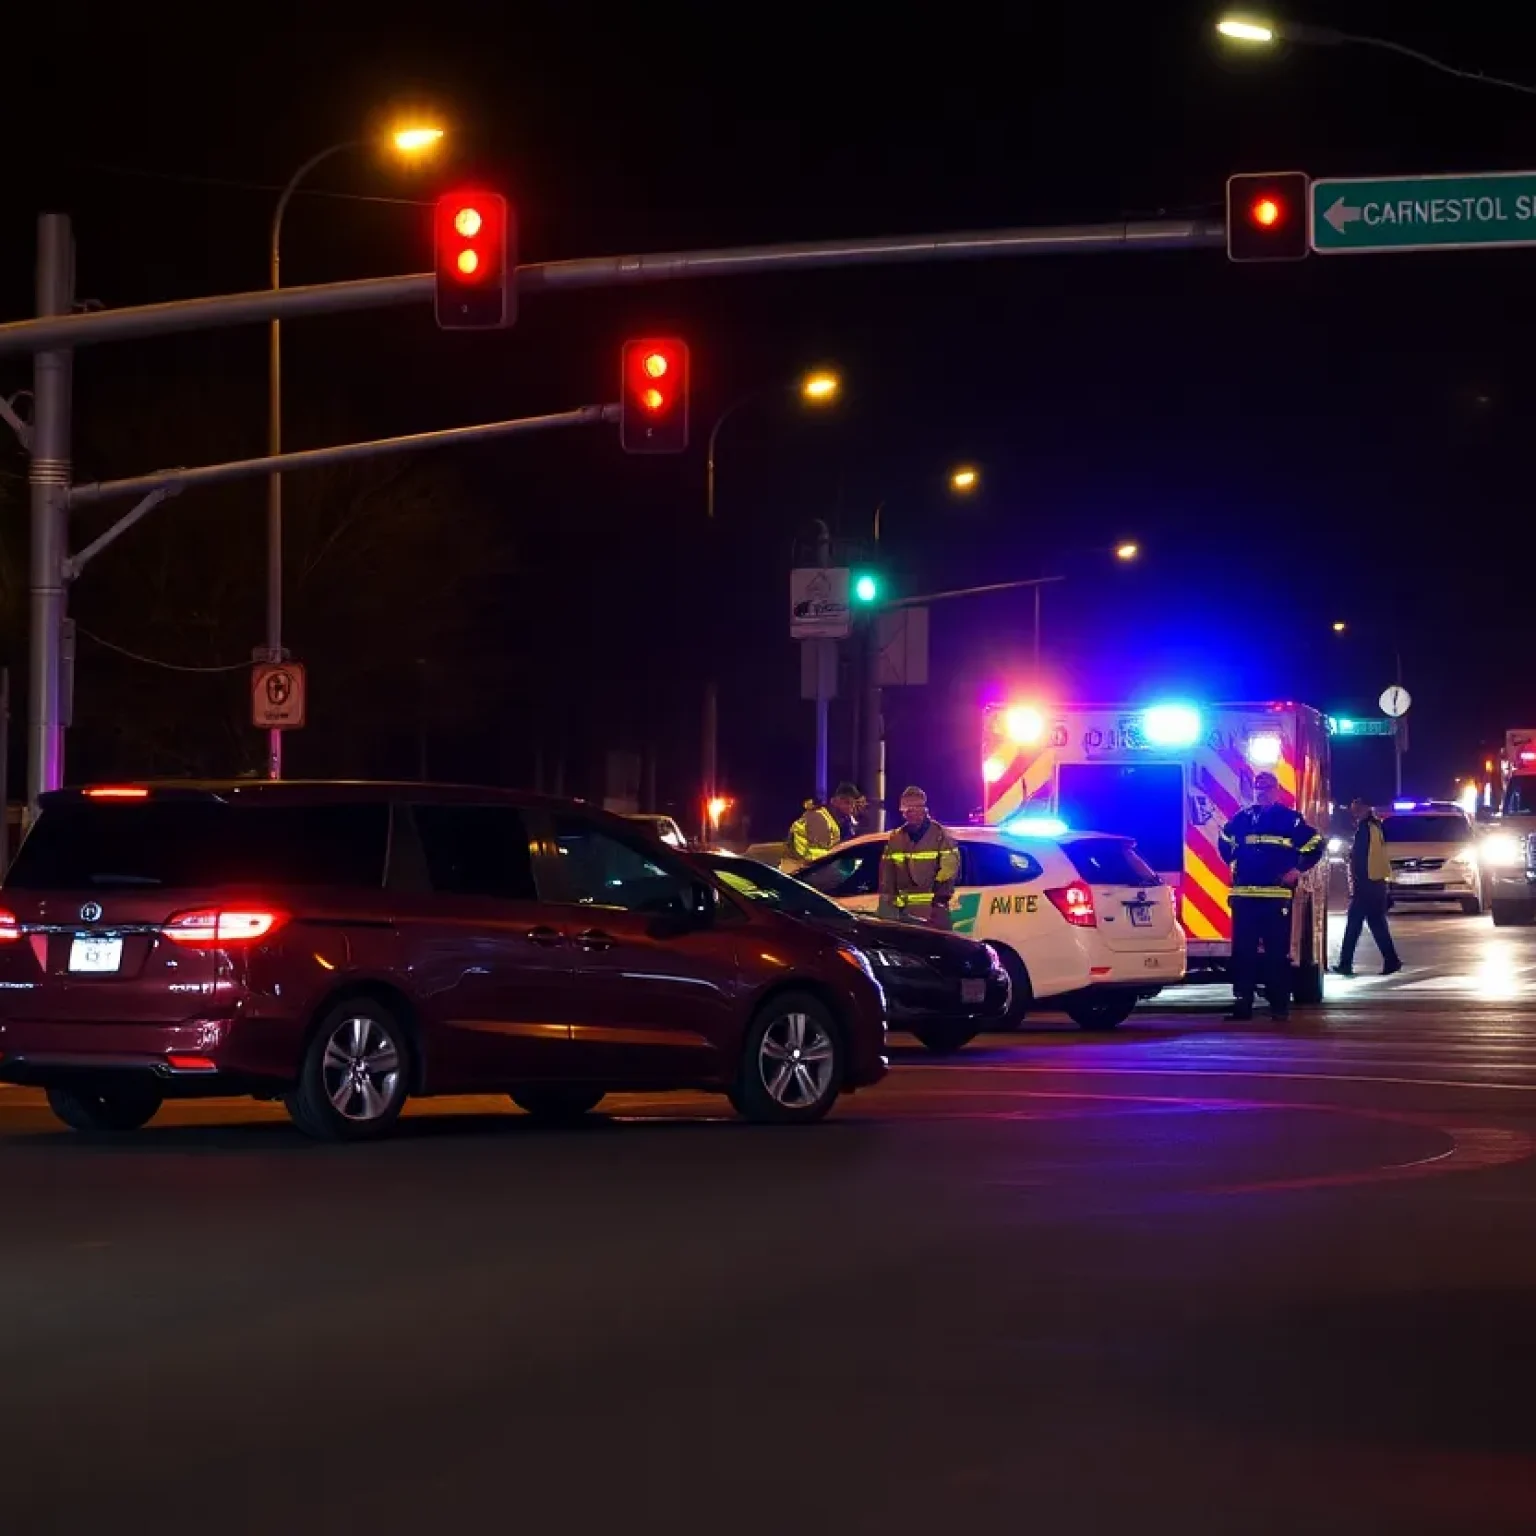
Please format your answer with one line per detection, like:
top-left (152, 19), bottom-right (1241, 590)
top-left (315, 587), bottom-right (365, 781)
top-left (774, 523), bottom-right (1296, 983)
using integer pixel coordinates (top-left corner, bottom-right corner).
top-left (434, 191), bottom-right (515, 329)
top-left (621, 338), bottom-right (690, 453)
top-left (1226, 172), bottom-right (1310, 262)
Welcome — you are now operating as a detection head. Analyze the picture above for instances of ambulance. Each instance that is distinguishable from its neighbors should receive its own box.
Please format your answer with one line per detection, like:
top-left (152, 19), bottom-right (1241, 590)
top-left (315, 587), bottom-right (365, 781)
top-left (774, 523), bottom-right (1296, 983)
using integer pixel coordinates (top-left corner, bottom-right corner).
top-left (981, 700), bottom-right (1332, 1001)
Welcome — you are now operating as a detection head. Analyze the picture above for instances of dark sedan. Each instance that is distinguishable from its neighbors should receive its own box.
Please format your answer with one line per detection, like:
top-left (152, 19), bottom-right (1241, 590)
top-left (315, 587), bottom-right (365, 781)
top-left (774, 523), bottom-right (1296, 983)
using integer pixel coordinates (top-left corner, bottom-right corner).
top-left (694, 852), bottom-right (1011, 1053)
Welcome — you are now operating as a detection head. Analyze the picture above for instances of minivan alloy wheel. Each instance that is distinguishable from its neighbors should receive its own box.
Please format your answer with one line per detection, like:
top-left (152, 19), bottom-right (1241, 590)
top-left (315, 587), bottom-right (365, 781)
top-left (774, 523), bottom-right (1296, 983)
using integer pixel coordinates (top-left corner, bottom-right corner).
top-left (759, 1010), bottom-right (836, 1108)
top-left (322, 1015), bottom-right (403, 1121)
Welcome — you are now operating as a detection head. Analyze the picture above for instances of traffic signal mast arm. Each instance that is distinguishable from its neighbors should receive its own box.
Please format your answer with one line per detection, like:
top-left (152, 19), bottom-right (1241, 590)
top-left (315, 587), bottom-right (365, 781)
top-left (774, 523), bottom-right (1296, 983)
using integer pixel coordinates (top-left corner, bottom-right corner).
top-left (0, 217), bottom-right (1226, 359)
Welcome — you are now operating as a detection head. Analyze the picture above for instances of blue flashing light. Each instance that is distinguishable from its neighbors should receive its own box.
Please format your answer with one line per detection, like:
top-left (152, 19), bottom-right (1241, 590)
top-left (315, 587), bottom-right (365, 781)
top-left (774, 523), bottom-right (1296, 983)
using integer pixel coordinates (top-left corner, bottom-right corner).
top-left (1392, 800), bottom-right (1416, 811)
top-left (1002, 815), bottom-right (1068, 838)
top-left (1141, 702), bottom-right (1202, 748)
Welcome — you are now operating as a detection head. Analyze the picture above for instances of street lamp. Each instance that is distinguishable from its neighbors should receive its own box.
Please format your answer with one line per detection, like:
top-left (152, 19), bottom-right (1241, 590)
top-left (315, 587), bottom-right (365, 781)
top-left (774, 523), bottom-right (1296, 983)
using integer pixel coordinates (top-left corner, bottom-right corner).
top-left (266, 122), bottom-right (444, 779)
top-left (950, 465), bottom-right (980, 493)
top-left (801, 371), bottom-right (841, 403)
top-left (1215, 14), bottom-right (1536, 96)
top-left (1115, 541), bottom-right (1140, 561)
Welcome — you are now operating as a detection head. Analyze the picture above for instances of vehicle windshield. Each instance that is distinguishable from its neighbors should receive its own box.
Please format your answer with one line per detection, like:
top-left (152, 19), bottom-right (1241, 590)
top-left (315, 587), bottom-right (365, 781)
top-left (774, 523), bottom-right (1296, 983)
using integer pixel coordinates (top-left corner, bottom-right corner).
top-left (696, 853), bottom-right (847, 922)
top-left (1383, 815), bottom-right (1470, 844)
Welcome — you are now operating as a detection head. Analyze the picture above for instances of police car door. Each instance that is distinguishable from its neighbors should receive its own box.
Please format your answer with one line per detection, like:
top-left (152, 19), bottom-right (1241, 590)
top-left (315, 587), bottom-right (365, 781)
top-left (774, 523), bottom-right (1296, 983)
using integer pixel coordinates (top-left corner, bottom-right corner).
top-left (798, 840), bottom-right (885, 915)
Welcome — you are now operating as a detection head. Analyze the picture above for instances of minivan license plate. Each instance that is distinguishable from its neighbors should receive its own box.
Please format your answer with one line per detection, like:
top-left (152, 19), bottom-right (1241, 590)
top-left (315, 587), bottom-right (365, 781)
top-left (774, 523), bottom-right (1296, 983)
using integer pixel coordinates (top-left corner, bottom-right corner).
top-left (69, 937), bottom-right (123, 974)
top-left (1126, 903), bottom-right (1153, 928)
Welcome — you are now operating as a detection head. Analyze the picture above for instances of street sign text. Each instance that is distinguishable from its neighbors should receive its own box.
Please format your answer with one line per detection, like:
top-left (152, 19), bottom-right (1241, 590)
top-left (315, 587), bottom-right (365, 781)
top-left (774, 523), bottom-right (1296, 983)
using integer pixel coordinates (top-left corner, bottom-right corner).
top-left (1312, 171), bottom-right (1536, 255)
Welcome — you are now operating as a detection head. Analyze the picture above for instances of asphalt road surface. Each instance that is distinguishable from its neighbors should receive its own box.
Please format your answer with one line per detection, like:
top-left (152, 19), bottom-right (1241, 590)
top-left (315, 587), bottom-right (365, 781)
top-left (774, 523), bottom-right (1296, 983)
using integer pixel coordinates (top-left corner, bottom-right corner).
top-left (3, 909), bottom-right (1535, 1534)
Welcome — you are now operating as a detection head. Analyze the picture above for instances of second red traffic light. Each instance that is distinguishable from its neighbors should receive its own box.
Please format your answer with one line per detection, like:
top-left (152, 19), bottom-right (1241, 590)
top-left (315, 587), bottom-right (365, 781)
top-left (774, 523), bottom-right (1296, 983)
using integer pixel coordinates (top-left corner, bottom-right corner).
top-left (620, 338), bottom-right (690, 453)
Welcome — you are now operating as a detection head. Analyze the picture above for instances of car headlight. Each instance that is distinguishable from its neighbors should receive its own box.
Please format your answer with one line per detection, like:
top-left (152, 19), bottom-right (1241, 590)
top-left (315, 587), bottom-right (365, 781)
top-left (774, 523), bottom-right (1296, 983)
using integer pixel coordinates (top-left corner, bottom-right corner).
top-left (1481, 833), bottom-right (1525, 868)
top-left (1327, 836), bottom-right (1343, 856)
top-left (868, 947), bottom-right (925, 970)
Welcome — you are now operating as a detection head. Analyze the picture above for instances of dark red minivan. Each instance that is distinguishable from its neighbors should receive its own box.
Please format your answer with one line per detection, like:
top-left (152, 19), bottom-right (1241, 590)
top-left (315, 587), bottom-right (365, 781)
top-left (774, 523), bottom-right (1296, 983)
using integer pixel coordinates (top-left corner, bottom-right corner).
top-left (0, 783), bottom-right (888, 1140)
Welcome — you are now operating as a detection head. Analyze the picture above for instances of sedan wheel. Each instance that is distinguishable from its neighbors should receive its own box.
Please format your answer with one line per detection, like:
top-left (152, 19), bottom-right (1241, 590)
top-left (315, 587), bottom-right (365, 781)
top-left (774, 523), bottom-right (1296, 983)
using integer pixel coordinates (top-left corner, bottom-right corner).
top-left (285, 1003), bottom-right (411, 1142)
top-left (731, 993), bottom-right (843, 1124)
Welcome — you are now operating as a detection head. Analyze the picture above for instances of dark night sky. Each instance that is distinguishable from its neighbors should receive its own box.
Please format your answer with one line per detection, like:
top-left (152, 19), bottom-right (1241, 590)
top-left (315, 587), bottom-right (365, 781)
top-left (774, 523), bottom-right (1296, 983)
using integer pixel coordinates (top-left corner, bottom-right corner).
top-left (3, 2), bottom-right (1535, 827)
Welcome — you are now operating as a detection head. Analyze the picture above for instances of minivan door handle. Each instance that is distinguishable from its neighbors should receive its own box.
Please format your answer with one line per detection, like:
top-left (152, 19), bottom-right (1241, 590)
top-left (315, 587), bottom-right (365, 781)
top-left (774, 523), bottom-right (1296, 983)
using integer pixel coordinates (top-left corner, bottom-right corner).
top-left (575, 929), bottom-right (616, 951)
top-left (524, 926), bottom-right (566, 947)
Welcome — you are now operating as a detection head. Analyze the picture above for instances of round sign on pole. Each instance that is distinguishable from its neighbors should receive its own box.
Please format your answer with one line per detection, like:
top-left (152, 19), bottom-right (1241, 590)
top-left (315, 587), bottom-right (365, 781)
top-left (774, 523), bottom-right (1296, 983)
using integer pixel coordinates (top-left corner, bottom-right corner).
top-left (1379, 685), bottom-right (1411, 718)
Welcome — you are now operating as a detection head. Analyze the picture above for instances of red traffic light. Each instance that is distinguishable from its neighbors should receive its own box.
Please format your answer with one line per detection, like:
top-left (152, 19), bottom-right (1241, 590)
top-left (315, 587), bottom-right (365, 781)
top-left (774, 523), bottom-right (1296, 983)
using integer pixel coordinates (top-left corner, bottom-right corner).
top-left (434, 190), bottom-right (516, 329)
top-left (1226, 171), bottom-right (1310, 262)
top-left (621, 338), bottom-right (690, 453)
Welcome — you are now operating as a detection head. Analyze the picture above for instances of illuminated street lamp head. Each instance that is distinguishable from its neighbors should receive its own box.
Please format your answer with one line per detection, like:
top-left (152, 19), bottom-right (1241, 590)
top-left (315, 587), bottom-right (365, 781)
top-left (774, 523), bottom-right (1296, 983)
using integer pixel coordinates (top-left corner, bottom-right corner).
top-left (950, 466), bottom-right (979, 493)
top-left (1216, 16), bottom-right (1276, 43)
top-left (802, 371), bottom-right (840, 403)
top-left (1115, 541), bottom-right (1139, 561)
top-left (1332, 620), bottom-right (1347, 633)
top-left (392, 125), bottom-right (446, 153)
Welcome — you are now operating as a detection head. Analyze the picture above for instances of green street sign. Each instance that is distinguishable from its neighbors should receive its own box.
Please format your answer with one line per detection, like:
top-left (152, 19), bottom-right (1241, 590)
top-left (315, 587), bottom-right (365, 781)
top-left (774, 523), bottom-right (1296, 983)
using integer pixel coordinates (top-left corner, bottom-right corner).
top-left (1328, 716), bottom-right (1395, 738)
top-left (1311, 171), bottom-right (1536, 255)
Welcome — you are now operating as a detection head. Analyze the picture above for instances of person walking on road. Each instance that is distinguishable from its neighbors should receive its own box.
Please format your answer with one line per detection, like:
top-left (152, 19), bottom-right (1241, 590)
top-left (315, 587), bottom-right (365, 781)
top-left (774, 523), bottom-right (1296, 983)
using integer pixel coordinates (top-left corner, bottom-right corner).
top-left (1337, 796), bottom-right (1402, 977)
top-left (1218, 769), bottom-right (1325, 1022)
top-left (878, 785), bottom-right (961, 928)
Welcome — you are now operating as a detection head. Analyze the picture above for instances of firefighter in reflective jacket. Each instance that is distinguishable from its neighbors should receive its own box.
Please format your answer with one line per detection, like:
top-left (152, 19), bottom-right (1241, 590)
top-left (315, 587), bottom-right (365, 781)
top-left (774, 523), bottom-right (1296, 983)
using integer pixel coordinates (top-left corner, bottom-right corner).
top-left (879, 786), bottom-right (962, 928)
top-left (783, 782), bottom-right (861, 871)
top-left (1217, 768), bottom-right (1325, 1021)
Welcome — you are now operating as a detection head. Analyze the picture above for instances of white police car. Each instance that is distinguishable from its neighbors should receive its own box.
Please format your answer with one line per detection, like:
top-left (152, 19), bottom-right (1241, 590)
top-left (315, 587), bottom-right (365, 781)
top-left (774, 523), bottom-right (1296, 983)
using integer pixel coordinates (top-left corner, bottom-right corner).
top-left (798, 822), bottom-right (1186, 1028)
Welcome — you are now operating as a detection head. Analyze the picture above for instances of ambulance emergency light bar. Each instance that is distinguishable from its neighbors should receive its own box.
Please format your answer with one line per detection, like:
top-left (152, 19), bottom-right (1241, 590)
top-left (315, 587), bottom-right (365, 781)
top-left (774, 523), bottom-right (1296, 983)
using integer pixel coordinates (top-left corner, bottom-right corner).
top-left (997, 701), bottom-right (1205, 749)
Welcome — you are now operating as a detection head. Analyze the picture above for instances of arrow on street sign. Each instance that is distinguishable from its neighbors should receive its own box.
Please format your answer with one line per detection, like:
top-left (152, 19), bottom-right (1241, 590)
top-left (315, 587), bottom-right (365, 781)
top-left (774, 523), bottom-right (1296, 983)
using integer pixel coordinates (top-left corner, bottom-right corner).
top-left (1311, 170), bottom-right (1536, 255)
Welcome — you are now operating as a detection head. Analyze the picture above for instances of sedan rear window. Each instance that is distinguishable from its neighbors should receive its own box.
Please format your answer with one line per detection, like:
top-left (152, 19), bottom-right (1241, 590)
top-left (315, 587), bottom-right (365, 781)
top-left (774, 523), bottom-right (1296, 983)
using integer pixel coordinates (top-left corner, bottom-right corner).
top-left (1382, 815), bottom-right (1469, 843)
top-left (1063, 838), bottom-right (1160, 886)
top-left (6, 802), bottom-right (389, 891)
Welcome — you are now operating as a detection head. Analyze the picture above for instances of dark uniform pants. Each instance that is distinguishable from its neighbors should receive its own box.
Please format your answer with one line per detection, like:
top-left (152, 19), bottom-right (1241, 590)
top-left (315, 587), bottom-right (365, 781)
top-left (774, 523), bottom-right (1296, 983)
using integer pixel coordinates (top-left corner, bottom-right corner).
top-left (1231, 896), bottom-right (1292, 1012)
top-left (1340, 880), bottom-right (1399, 971)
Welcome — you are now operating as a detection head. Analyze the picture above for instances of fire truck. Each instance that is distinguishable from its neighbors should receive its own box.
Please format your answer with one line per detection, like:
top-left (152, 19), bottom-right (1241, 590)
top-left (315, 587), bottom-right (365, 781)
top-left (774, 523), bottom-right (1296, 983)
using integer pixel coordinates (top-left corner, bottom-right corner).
top-left (981, 700), bottom-right (1332, 1001)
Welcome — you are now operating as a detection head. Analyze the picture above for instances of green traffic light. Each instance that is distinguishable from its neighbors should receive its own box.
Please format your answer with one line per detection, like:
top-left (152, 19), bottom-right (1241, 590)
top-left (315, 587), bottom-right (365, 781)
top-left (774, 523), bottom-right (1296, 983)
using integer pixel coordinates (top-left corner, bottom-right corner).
top-left (853, 573), bottom-right (879, 603)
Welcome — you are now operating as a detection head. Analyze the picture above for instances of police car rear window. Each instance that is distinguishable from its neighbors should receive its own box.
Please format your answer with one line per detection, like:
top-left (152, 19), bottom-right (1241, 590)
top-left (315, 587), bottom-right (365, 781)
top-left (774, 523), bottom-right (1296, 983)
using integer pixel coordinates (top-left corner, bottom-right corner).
top-left (1064, 838), bottom-right (1160, 886)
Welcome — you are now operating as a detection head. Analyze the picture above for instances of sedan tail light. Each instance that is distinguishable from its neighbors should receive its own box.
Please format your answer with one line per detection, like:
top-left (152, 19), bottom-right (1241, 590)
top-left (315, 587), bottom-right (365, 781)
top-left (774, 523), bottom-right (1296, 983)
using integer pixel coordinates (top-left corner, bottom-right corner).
top-left (0, 908), bottom-right (19, 943)
top-left (1045, 881), bottom-right (1097, 927)
top-left (162, 908), bottom-right (287, 947)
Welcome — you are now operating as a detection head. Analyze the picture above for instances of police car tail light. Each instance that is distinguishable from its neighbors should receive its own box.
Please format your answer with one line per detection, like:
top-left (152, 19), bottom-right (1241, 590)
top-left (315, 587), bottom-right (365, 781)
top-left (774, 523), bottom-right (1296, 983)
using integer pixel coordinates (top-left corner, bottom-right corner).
top-left (162, 908), bottom-right (288, 947)
top-left (1045, 881), bottom-right (1097, 927)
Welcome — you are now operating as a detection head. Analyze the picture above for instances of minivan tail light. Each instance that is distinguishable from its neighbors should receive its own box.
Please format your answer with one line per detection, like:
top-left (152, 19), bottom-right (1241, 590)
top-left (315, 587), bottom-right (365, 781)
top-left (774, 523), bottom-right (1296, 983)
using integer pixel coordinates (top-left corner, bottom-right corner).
top-left (162, 908), bottom-right (286, 947)
top-left (1045, 881), bottom-right (1097, 927)
top-left (0, 908), bottom-right (19, 943)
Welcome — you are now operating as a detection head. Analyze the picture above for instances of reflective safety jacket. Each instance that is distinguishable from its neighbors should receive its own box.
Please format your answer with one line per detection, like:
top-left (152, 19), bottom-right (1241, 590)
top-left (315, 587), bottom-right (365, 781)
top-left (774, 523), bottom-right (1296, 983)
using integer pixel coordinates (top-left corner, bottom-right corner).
top-left (1349, 814), bottom-right (1391, 889)
top-left (1218, 802), bottom-right (1324, 900)
top-left (879, 818), bottom-right (962, 912)
top-left (788, 803), bottom-right (842, 863)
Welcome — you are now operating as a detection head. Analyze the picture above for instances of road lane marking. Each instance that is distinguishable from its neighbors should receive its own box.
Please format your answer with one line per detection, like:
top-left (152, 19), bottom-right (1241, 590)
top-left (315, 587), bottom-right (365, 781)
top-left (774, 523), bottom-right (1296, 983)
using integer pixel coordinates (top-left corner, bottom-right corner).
top-left (927, 1061), bottom-right (1536, 1094)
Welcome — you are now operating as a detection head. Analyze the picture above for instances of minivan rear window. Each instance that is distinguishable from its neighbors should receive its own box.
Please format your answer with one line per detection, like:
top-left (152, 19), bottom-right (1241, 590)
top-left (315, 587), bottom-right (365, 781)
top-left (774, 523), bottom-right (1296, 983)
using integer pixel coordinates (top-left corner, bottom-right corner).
top-left (5, 802), bottom-right (389, 891)
top-left (1063, 838), bottom-right (1160, 886)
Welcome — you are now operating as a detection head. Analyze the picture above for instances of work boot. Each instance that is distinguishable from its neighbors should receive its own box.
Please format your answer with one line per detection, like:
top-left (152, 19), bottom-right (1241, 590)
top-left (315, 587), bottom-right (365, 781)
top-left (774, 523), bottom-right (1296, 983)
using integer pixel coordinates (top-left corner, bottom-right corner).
top-left (1382, 960), bottom-right (1403, 976)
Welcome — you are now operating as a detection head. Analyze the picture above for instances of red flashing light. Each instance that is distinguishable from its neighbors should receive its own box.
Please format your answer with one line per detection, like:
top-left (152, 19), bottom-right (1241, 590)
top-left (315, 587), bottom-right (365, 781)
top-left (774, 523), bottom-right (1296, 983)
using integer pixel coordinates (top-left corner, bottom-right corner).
top-left (0, 909), bottom-right (19, 943)
top-left (1226, 171), bottom-right (1310, 262)
top-left (1045, 881), bottom-right (1097, 928)
top-left (162, 908), bottom-right (287, 948)
top-left (621, 338), bottom-right (690, 453)
top-left (85, 786), bottom-right (148, 800)
top-left (434, 190), bottom-right (515, 329)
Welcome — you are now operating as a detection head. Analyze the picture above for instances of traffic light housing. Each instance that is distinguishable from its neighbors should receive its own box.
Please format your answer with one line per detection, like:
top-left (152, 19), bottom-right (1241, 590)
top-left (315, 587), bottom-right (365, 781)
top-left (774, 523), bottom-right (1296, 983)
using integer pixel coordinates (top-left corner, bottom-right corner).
top-left (621, 338), bottom-right (690, 453)
top-left (1225, 172), bottom-right (1310, 262)
top-left (434, 191), bottom-right (515, 329)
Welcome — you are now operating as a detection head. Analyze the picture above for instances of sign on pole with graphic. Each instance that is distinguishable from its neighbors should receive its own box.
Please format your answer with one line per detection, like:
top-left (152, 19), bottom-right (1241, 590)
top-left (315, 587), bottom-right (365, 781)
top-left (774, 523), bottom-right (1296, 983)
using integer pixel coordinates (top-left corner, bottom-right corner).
top-left (790, 568), bottom-right (852, 639)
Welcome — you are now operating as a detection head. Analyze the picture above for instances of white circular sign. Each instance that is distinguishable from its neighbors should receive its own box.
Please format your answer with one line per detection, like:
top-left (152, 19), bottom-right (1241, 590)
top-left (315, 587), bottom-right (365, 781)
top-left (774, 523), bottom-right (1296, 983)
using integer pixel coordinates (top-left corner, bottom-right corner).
top-left (1379, 685), bottom-right (1411, 718)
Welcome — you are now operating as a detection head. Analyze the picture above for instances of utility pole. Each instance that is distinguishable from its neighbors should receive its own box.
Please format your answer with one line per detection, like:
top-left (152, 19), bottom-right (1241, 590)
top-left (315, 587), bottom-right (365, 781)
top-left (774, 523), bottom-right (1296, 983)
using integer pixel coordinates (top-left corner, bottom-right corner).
top-left (813, 519), bottom-right (832, 804)
top-left (862, 622), bottom-right (886, 831)
top-left (27, 214), bottom-right (74, 814)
